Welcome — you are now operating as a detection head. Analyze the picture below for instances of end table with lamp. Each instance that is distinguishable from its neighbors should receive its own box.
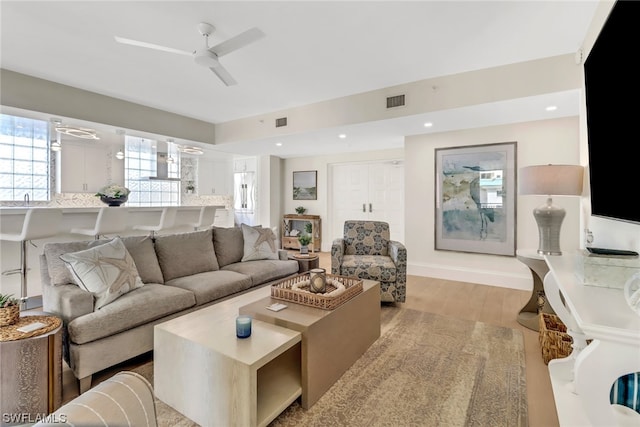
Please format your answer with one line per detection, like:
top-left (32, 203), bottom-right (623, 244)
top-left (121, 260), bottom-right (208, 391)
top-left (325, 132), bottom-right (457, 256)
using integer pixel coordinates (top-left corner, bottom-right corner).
top-left (516, 249), bottom-right (554, 331)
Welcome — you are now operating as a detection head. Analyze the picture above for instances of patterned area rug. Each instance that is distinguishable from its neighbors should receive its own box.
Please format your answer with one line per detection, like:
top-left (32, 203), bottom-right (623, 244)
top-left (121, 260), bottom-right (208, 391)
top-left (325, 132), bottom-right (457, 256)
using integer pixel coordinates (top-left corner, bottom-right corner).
top-left (133, 306), bottom-right (528, 427)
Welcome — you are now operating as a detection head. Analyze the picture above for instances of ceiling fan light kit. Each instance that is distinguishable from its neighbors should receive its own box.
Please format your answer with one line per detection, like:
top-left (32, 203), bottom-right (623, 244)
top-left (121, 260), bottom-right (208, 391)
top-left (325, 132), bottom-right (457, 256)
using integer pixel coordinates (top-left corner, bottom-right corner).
top-left (114, 22), bottom-right (265, 86)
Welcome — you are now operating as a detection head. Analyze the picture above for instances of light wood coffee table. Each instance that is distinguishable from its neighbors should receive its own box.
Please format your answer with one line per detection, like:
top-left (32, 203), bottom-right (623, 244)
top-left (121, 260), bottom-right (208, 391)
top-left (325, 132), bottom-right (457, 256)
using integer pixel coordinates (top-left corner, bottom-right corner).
top-left (155, 306), bottom-right (302, 427)
top-left (239, 279), bottom-right (380, 408)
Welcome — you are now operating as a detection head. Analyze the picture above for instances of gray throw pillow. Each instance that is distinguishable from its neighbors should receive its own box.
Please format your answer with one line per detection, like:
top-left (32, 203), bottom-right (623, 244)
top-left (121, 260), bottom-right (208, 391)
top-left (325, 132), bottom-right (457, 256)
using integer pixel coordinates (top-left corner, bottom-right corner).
top-left (212, 226), bottom-right (245, 267)
top-left (154, 229), bottom-right (219, 281)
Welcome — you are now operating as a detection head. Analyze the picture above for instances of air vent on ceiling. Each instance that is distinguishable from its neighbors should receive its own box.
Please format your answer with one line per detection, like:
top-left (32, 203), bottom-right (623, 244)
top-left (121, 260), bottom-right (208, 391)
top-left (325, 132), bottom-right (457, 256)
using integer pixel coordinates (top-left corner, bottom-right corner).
top-left (386, 94), bottom-right (405, 109)
top-left (275, 117), bottom-right (288, 128)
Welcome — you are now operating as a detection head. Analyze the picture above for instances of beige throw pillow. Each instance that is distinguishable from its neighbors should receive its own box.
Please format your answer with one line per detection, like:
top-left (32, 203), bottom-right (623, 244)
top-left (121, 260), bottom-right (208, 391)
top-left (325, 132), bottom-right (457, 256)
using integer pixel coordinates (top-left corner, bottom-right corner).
top-left (60, 237), bottom-right (144, 310)
top-left (241, 223), bottom-right (279, 261)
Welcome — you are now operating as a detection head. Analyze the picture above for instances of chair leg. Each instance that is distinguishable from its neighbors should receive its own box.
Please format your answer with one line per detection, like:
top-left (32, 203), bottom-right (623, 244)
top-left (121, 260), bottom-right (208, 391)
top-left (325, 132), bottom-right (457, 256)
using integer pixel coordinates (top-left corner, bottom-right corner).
top-left (19, 240), bottom-right (28, 310)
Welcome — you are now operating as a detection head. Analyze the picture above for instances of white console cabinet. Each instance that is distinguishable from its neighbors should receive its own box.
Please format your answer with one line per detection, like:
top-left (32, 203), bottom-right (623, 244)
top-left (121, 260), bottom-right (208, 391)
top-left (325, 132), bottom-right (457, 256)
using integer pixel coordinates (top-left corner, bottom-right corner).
top-left (544, 254), bottom-right (640, 426)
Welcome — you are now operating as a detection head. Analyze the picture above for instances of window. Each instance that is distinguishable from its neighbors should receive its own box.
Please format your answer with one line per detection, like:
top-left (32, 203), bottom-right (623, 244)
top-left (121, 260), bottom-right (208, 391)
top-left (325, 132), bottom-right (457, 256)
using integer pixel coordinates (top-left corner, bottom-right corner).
top-left (124, 136), bottom-right (180, 206)
top-left (0, 114), bottom-right (51, 201)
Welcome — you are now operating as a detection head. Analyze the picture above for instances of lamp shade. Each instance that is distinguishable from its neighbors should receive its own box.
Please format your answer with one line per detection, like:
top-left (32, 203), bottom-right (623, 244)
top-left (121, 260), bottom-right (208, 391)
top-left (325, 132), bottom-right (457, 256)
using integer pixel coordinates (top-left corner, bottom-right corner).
top-left (519, 164), bottom-right (584, 196)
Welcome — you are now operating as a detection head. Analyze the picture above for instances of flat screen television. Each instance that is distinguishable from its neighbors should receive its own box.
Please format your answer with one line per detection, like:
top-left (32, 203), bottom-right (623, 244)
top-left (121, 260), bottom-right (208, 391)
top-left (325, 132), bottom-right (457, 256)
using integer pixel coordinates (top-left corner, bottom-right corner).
top-left (584, 0), bottom-right (640, 224)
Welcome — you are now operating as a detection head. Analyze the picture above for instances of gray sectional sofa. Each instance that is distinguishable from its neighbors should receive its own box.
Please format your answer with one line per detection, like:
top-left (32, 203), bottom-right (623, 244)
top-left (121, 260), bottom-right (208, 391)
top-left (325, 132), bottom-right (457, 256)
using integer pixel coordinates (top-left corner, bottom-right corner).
top-left (40, 226), bottom-right (299, 393)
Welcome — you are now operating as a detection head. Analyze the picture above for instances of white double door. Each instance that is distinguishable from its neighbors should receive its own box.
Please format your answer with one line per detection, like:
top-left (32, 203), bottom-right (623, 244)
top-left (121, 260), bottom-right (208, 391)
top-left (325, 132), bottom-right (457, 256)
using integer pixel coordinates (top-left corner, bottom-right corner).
top-left (330, 160), bottom-right (404, 243)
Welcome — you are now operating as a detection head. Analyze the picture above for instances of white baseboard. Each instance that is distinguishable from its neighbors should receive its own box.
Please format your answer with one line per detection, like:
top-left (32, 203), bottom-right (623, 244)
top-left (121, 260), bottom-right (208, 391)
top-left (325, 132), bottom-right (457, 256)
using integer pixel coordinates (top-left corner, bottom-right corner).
top-left (408, 262), bottom-right (531, 291)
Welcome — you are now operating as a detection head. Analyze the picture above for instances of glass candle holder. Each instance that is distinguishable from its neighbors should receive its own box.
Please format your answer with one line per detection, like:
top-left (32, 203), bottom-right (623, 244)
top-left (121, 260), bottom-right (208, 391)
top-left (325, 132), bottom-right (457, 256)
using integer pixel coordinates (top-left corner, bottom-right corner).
top-left (309, 268), bottom-right (326, 293)
top-left (236, 315), bottom-right (252, 338)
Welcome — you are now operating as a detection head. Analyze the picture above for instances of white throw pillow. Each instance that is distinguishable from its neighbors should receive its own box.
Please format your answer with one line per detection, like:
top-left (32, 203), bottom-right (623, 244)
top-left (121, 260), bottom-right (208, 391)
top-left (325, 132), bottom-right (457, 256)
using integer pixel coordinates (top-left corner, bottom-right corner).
top-left (241, 223), bottom-right (279, 262)
top-left (60, 237), bottom-right (144, 310)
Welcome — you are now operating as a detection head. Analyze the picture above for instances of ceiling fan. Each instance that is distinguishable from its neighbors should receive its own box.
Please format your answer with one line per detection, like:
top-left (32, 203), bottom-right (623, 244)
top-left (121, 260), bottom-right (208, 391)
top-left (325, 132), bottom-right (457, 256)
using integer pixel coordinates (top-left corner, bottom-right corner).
top-left (114, 22), bottom-right (264, 86)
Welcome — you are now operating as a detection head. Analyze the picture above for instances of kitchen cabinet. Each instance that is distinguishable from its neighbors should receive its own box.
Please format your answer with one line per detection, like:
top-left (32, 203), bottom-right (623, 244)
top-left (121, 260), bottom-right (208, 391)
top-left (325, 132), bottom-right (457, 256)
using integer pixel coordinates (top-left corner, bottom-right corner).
top-left (233, 157), bottom-right (256, 173)
top-left (58, 142), bottom-right (109, 193)
top-left (198, 159), bottom-right (232, 195)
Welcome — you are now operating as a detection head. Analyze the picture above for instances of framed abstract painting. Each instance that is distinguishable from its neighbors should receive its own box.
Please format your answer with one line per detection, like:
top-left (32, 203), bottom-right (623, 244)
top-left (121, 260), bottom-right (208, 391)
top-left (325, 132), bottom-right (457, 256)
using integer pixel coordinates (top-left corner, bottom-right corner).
top-left (293, 170), bottom-right (317, 200)
top-left (434, 141), bottom-right (517, 256)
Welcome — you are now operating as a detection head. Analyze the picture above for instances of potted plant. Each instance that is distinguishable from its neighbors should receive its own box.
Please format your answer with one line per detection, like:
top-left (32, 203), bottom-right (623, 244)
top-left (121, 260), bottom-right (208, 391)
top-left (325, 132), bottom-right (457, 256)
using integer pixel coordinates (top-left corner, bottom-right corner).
top-left (295, 206), bottom-right (307, 215)
top-left (0, 293), bottom-right (20, 327)
top-left (96, 184), bottom-right (130, 207)
top-left (298, 234), bottom-right (312, 254)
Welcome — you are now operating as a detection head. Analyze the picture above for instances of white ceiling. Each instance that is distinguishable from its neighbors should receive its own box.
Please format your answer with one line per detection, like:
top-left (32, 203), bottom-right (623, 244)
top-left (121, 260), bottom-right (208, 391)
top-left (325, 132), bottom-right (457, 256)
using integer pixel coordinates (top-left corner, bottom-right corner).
top-left (0, 1), bottom-right (599, 158)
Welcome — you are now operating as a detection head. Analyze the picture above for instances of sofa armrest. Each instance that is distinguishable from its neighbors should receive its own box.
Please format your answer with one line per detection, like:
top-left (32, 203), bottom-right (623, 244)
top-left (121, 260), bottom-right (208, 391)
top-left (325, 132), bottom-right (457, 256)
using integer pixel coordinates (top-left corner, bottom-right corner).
top-left (331, 238), bottom-right (345, 275)
top-left (34, 371), bottom-right (157, 427)
top-left (388, 240), bottom-right (407, 286)
top-left (43, 283), bottom-right (93, 323)
top-left (277, 249), bottom-right (289, 261)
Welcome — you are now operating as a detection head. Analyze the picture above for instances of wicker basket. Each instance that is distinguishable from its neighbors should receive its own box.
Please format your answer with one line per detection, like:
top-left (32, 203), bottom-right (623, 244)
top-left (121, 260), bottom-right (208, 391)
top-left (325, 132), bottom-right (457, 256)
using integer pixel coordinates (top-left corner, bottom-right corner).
top-left (538, 313), bottom-right (573, 365)
top-left (0, 305), bottom-right (20, 327)
top-left (271, 273), bottom-right (363, 310)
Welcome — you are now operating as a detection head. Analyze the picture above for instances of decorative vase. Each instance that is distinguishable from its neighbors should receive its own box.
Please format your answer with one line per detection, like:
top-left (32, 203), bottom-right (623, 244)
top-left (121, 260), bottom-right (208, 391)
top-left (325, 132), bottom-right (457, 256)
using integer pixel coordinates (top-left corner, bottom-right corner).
top-left (0, 305), bottom-right (20, 327)
top-left (100, 195), bottom-right (128, 207)
top-left (309, 268), bottom-right (326, 293)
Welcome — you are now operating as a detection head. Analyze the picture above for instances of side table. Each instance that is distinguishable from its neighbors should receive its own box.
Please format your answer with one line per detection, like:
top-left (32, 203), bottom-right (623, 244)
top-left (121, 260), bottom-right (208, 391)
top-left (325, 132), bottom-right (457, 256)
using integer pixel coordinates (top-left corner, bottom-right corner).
top-left (289, 254), bottom-right (320, 273)
top-left (0, 313), bottom-right (63, 422)
top-left (516, 249), bottom-right (554, 331)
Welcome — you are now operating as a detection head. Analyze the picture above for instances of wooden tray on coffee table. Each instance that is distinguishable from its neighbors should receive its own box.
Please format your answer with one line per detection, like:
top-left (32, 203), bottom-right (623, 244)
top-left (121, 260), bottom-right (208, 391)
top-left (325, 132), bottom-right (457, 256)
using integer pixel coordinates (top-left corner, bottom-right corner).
top-left (271, 273), bottom-right (363, 310)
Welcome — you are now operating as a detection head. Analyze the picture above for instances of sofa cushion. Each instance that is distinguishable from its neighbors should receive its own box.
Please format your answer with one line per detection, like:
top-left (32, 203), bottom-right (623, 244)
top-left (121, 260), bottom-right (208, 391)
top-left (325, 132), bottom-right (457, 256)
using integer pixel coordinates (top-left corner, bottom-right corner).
top-left (212, 226), bottom-right (244, 267)
top-left (340, 254), bottom-right (397, 282)
top-left (60, 238), bottom-right (145, 310)
top-left (154, 229), bottom-right (219, 281)
top-left (119, 235), bottom-right (164, 284)
top-left (344, 221), bottom-right (390, 256)
top-left (67, 284), bottom-right (196, 345)
top-left (241, 223), bottom-right (279, 261)
top-left (44, 241), bottom-right (94, 286)
top-left (165, 270), bottom-right (252, 306)
top-left (222, 260), bottom-right (299, 286)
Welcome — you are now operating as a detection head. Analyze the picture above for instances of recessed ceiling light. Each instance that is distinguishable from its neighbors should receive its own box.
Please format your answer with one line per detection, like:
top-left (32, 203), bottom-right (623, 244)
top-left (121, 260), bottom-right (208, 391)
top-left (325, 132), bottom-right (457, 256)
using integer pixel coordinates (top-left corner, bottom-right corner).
top-left (546, 105), bottom-right (558, 111)
top-left (424, 122), bottom-right (433, 128)
top-left (338, 134), bottom-right (347, 139)
top-left (275, 142), bottom-right (283, 147)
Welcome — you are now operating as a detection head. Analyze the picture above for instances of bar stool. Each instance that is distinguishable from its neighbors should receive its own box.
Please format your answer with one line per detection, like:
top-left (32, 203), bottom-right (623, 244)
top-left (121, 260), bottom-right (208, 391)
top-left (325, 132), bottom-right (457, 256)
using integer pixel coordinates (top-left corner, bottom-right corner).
top-left (187, 205), bottom-right (224, 231)
top-left (70, 206), bottom-right (129, 239)
top-left (0, 208), bottom-right (63, 309)
top-left (132, 206), bottom-right (178, 238)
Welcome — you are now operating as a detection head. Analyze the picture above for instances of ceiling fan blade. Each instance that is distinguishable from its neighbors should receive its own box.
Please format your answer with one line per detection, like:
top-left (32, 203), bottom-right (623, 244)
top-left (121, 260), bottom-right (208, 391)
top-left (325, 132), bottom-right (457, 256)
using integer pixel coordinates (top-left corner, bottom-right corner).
top-left (114, 36), bottom-right (192, 56)
top-left (209, 27), bottom-right (265, 57)
top-left (210, 65), bottom-right (237, 86)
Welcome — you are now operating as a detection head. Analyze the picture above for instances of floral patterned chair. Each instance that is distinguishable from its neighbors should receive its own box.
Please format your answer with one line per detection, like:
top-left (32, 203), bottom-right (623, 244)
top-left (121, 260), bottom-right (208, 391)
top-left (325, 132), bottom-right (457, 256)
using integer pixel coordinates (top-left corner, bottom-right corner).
top-left (331, 220), bottom-right (406, 303)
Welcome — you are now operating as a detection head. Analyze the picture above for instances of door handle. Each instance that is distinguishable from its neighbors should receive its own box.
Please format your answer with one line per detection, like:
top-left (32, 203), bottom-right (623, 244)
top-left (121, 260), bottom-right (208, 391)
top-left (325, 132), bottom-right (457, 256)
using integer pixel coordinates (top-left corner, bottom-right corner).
top-left (369, 203), bottom-right (372, 213)
top-left (362, 204), bottom-right (366, 213)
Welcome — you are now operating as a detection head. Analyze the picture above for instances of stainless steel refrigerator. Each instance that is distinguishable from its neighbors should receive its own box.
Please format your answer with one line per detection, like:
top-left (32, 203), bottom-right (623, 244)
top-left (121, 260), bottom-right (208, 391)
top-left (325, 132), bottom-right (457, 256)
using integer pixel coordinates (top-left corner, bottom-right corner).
top-left (233, 172), bottom-right (256, 226)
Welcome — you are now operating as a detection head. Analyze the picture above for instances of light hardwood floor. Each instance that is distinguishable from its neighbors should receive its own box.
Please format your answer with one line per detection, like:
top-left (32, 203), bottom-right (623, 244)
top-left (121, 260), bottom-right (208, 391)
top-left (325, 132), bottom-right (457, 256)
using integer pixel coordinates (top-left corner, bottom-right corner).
top-left (61, 251), bottom-right (559, 427)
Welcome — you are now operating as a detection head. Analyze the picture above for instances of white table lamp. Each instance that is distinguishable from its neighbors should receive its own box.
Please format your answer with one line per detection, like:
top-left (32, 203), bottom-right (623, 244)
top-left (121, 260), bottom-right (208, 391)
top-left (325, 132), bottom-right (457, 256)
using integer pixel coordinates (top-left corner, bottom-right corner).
top-left (519, 164), bottom-right (584, 255)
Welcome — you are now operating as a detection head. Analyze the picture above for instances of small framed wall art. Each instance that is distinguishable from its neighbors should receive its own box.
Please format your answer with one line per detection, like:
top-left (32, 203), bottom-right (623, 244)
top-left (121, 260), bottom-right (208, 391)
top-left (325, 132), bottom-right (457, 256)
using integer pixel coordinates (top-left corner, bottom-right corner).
top-left (434, 141), bottom-right (517, 256)
top-left (293, 170), bottom-right (317, 200)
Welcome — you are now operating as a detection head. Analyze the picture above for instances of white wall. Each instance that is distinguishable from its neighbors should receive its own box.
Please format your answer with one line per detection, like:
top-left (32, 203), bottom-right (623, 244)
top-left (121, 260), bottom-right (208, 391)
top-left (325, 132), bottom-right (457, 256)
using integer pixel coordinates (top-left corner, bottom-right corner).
top-left (578, 0), bottom-right (640, 252)
top-left (282, 148), bottom-right (404, 252)
top-left (405, 116), bottom-right (581, 290)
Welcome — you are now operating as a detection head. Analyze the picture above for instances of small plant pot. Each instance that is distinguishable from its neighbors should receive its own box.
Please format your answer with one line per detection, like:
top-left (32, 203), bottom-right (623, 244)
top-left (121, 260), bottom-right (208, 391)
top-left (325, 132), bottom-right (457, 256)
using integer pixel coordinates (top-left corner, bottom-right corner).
top-left (0, 305), bottom-right (20, 327)
top-left (299, 245), bottom-right (309, 255)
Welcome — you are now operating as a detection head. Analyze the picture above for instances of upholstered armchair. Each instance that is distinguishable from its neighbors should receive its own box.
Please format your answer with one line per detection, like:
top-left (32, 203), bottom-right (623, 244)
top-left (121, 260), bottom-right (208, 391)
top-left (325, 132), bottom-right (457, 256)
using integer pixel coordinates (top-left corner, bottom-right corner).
top-left (331, 220), bottom-right (406, 303)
